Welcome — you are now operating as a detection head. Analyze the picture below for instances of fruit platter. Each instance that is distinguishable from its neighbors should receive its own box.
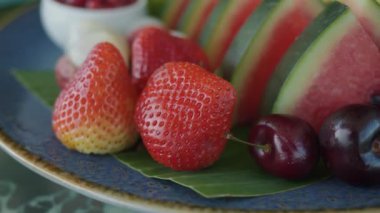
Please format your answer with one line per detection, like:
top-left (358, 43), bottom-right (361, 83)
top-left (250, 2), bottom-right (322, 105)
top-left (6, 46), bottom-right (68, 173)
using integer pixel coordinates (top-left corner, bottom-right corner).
top-left (0, 0), bottom-right (380, 212)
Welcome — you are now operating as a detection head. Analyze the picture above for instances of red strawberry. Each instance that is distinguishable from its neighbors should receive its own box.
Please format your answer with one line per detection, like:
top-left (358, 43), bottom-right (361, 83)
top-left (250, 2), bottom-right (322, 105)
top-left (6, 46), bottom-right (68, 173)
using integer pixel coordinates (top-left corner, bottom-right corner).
top-left (52, 42), bottom-right (137, 154)
top-left (131, 27), bottom-right (210, 93)
top-left (55, 55), bottom-right (78, 89)
top-left (135, 62), bottom-right (236, 171)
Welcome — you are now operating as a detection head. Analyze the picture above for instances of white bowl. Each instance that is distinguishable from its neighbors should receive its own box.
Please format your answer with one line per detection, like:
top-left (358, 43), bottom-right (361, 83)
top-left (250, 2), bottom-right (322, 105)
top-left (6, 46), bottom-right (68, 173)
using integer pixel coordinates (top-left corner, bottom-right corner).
top-left (40, 0), bottom-right (148, 49)
top-left (65, 21), bottom-right (130, 66)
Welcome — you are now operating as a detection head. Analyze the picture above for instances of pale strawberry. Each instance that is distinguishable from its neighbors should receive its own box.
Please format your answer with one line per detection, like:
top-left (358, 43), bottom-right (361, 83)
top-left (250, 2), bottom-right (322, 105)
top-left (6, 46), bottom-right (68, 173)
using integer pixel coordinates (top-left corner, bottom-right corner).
top-left (55, 55), bottom-right (78, 89)
top-left (52, 42), bottom-right (137, 154)
top-left (135, 62), bottom-right (236, 170)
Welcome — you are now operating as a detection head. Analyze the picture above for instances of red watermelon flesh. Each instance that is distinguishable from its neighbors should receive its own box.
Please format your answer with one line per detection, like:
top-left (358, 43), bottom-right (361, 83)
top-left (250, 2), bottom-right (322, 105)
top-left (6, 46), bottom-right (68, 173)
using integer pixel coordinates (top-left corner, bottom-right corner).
top-left (340, 0), bottom-right (380, 49)
top-left (206, 0), bottom-right (261, 69)
top-left (237, 5), bottom-right (318, 124)
top-left (293, 25), bottom-right (380, 130)
top-left (191, 0), bottom-right (219, 40)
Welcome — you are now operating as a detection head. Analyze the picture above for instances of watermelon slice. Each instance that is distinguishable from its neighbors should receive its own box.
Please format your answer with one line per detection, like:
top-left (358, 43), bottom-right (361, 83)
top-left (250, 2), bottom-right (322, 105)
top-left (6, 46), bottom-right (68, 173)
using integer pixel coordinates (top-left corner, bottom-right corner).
top-left (177, 0), bottom-right (219, 40)
top-left (147, 0), bottom-right (166, 18)
top-left (199, 0), bottom-right (229, 46)
top-left (227, 0), bottom-right (323, 124)
top-left (340, 0), bottom-right (380, 49)
top-left (261, 2), bottom-right (380, 130)
top-left (200, 0), bottom-right (261, 69)
top-left (160, 0), bottom-right (190, 29)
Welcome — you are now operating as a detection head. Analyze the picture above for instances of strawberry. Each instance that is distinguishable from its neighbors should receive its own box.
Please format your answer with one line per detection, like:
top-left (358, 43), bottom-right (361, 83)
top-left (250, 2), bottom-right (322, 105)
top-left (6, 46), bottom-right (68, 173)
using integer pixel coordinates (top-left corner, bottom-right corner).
top-left (135, 62), bottom-right (237, 171)
top-left (131, 27), bottom-right (210, 93)
top-left (52, 42), bottom-right (137, 154)
top-left (55, 55), bottom-right (78, 89)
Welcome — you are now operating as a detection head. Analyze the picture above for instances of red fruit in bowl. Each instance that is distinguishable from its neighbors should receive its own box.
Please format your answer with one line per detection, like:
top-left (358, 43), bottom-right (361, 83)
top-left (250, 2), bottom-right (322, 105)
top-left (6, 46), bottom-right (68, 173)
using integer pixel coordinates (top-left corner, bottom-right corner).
top-left (135, 62), bottom-right (236, 171)
top-left (55, 55), bottom-right (78, 89)
top-left (248, 115), bottom-right (320, 180)
top-left (57, 0), bottom-right (136, 8)
top-left (60, 0), bottom-right (86, 7)
top-left (52, 42), bottom-right (137, 154)
top-left (131, 27), bottom-right (210, 93)
top-left (85, 0), bottom-right (104, 8)
top-left (107, 0), bottom-right (136, 7)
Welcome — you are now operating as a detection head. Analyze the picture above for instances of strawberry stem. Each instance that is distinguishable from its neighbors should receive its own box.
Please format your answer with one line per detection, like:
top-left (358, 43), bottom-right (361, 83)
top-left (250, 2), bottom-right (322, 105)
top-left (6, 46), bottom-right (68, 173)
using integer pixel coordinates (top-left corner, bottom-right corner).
top-left (226, 133), bottom-right (271, 152)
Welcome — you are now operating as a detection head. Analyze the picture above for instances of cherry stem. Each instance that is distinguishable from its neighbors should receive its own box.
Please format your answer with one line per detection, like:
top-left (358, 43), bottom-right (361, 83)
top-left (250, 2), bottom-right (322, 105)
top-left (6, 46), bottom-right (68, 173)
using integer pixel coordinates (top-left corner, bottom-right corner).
top-left (372, 137), bottom-right (380, 156)
top-left (226, 133), bottom-right (271, 153)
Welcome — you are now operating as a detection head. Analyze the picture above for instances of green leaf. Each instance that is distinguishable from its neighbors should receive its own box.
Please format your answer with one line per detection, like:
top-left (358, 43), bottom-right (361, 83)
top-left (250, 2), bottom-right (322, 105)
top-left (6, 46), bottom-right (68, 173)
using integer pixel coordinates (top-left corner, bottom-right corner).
top-left (115, 128), bottom-right (328, 198)
top-left (13, 70), bottom-right (329, 198)
top-left (13, 71), bottom-right (60, 107)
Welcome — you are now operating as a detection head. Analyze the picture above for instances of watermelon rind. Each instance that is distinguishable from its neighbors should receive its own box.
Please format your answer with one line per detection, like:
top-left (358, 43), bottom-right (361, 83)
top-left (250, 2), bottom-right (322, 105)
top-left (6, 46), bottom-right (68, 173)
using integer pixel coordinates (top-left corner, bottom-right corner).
top-left (222, 0), bottom-right (280, 80)
top-left (160, 0), bottom-right (188, 28)
top-left (227, 0), bottom-right (322, 124)
top-left (147, 0), bottom-right (166, 18)
top-left (340, 0), bottom-right (380, 49)
top-left (177, 0), bottom-right (201, 32)
top-left (260, 2), bottom-right (351, 115)
top-left (199, 0), bottom-right (229, 47)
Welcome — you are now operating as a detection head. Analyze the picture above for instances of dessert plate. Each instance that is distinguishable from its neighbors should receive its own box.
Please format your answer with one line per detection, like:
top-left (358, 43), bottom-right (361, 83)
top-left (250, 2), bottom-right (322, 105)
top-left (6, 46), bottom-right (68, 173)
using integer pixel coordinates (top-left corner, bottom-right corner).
top-left (0, 8), bottom-right (380, 213)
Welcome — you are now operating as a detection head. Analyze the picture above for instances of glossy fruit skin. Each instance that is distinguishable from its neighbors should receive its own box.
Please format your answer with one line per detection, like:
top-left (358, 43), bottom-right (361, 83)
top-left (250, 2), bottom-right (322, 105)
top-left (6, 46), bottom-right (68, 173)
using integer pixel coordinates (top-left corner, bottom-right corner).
top-left (131, 27), bottom-right (210, 93)
top-left (55, 55), bottom-right (77, 89)
top-left (59, 0), bottom-right (86, 7)
top-left (56, 0), bottom-right (136, 8)
top-left (249, 114), bottom-right (319, 180)
top-left (371, 92), bottom-right (380, 107)
top-left (135, 62), bottom-right (236, 171)
top-left (319, 104), bottom-right (380, 186)
top-left (52, 42), bottom-right (137, 154)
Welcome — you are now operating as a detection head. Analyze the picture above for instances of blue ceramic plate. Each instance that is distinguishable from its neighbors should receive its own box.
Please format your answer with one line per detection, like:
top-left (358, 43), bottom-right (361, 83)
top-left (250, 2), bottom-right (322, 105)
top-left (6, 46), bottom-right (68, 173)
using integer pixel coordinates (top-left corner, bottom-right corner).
top-left (1, 8), bottom-right (380, 213)
top-left (0, 0), bottom-right (29, 8)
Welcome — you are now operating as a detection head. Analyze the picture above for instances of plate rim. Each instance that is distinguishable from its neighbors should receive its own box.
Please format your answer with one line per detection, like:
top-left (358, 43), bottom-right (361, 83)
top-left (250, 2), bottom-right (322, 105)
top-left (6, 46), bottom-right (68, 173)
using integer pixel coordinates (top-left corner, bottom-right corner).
top-left (0, 130), bottom-right (210, 213)
top-left (2, 130), bottom-right (380, 213)
top-left (1, 5), bottom-right (380, 213)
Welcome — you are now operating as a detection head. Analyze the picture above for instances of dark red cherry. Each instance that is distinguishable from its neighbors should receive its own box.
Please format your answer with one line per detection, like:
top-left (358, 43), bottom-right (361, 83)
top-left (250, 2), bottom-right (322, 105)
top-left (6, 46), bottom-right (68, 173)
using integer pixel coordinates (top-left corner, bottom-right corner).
top-left (319, 104), bottom-right (380, 186)
top-left (248, 115), bottom-right (320, 180)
